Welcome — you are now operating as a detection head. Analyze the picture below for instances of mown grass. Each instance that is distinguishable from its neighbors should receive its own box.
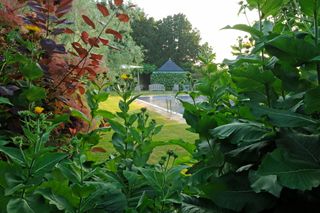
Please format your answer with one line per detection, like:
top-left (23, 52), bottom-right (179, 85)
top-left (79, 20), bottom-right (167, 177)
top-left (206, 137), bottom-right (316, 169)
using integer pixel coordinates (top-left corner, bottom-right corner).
top-left (88, 96), bottom-right (198, 163)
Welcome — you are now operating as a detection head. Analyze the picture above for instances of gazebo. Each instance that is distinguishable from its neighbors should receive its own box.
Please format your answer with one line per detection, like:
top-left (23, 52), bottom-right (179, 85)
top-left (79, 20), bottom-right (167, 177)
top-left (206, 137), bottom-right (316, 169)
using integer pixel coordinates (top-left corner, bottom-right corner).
top-left (151, 59), bottom-right (187, 90)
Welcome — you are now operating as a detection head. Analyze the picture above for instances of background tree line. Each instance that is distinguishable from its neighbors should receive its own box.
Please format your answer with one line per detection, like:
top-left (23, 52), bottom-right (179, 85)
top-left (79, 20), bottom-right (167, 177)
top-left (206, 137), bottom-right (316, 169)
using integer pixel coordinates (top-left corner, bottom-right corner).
top-left (131, 11), bottom-right (214, 72)
top-left (66, 0), bottom-right (213, 77)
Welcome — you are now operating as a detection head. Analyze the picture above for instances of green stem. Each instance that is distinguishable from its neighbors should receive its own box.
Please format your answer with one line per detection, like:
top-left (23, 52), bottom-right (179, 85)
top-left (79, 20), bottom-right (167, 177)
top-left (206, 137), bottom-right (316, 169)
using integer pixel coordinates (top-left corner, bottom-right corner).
top-left (206, 138), bottom-right (215, 156)
top-left (21, 157), bottom-right (36, 198)
top-left (265, 83), bottom-right (271, 107)
top-left (281, 89), bottom-right (286, 101)
top-left (314, 2), bottom-right (320, 85)
top-left (257, 3), bottom-right (265, 62)
top-left (164, 156), bottom-right (171, 172)
top-left (0, 62), bottom-right (6, 76)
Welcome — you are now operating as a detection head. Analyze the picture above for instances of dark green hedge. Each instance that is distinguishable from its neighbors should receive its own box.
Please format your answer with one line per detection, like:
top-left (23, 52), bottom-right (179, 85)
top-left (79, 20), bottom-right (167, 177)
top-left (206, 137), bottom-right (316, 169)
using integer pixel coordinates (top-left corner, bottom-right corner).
top-left (151, 72), bottom-right (187, 90)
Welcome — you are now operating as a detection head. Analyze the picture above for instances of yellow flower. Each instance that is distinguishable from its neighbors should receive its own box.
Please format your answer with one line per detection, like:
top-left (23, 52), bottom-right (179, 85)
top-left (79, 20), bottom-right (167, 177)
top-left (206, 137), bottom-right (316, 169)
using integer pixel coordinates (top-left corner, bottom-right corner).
top-left (120, 74), bottom-right (130, 80)
top-left (34, 106), bottom-right (44, 114)
top-left (243, 42), bottom-right (252, 49)
top-left (180, 168), bottom-right (191, 176)
top-left (24, 25), bottom-right (41, 33)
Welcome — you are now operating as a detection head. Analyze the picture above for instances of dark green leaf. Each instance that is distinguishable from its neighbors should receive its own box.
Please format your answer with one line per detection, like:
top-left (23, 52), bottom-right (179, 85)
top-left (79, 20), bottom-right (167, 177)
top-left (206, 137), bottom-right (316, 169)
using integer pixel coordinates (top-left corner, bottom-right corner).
top-left (181, 194), bottom-right (228, 213)
top-left (265, 35), bottom-right (319, 66)
top-left (223, 55), bottom-right (264, 66)
top-left (210, 121), bottom-right (272, 145)
top-left (70, 108), bottom-right (90, 124)
top-left (223, 24), bottom-right (263, 38)
top-left (109, 120), bottom-right (126, 134)
top-left (20, 61), bottom-right (43, 80)
top-left (0, 97), bottom-right (13, 106)
top-left (298, 0), bottom-right (320, 16)
top-left (7, 198), bottom-right (34, 213)
top-left (0, 146), bottom-right (25, 166)
top-left (277, 131), bottom-right (320, 164)
top-left (249, 171), bottom-right (282, 197)
top-left (21, 86), bottom-right (46, 102)
top-left (202, 174), bottom-right (275, 213)
top-left (32, 152), bottom-right (67, 174)
top-left (93, 110), bottom-right (115, 119)
top-left (261, 0), bottom-right (290, 18)
top-left (35, 188), bottom-right (75, 211)
top-left (304, 87), bottom-right (320, 114)
top-left (258, 149), bottom-right (320, 190)
top-left (251, 105), bottom-right (318, 127)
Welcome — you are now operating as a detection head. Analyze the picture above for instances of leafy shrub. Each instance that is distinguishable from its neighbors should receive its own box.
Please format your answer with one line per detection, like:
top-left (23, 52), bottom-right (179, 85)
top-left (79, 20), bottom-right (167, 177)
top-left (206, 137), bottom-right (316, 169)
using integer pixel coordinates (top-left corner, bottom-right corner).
top-left (151, 72), bottom-right (187, 90)
top-left (180, 0), bottom-right (320, 212)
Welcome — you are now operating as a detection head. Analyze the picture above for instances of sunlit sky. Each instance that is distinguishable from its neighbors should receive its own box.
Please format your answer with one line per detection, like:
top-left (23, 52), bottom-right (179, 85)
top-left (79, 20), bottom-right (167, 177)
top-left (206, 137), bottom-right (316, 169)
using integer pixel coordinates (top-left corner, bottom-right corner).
top-left (131, 0), bottom-right (258, 62)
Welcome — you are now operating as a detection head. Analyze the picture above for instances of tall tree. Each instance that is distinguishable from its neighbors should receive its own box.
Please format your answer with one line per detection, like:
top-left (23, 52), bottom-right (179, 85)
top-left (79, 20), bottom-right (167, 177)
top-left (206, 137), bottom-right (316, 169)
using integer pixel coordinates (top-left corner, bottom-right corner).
top-left (130, 12), bottom-right (158, 65)
top-left (157, 14), bottom-right (201, 69)
top-left (131, 13), bottom-right (202, 70)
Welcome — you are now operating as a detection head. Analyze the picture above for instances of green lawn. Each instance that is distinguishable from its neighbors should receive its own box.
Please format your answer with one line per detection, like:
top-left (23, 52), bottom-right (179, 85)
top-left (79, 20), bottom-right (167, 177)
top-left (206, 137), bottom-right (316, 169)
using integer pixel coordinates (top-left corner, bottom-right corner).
top-left (89, 96), bottom-right (197, 164)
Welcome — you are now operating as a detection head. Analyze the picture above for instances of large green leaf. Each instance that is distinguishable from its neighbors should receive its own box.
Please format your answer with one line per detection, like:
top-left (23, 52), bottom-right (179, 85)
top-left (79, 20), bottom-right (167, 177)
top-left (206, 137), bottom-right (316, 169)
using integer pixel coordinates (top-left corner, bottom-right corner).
top-left (7, 198), bottom-right (34, 213)
top-left (35, 188), bottom-right (75, 211)
top-left (272, 63), bottom-right (309, 92)
top-left (261, 0), bottom-right (290, 17)
top-left (40, 178), bottom-right (79, 208)
top-left (70, 108), bottom-right (90, 124)
top-left (20, 60), bottom-right (43, 81)
top-left (304, 87), bottom-right (320, 114)
top-left (143, 139), bottom-right (195, 155)
top-left (276, 131), bottom-right (320, 164)
top-left (249, 171), bottom-right (282, 197)
top-left (224, 141), bottom-right (272, 165)
top-left (93, 110), bottom-right (115, 119)
top-left (257, 149), bottom-right (320, 190)
top-left (81, 182), bottom-right (127, 212)
top-left (265, 35), bottom-right (319, 66)
top-left (32, 152), bottom-right (67, 174)
top-left (0, 146), bottom-right (25, 166)
top-left (181, 195), bottom-right (229, 213)
top-left (223, 24), bottom-right (263, 38)
top-left (247, 0), bottom-right (289, 17)
top-left (202, 174), bottom-right (275, 213)
top-left (210, 121), bottom-right (272, 145)
top-left (0, 97), bottom-right (13, 106)
top-left (56, 161), bottom-right (81, 184)
top-left (109, 120), bottom-right (126, 134)
top-left (223, 55), bottom-right (264, 66)
top-left (298, 0), bottom-right (320, 17)
top-left (139, 165), bottom-right (187, 201)
top-left (250, 105), bottom-right (319, 127)
top-left (21, 86), bottom-right (46, 102)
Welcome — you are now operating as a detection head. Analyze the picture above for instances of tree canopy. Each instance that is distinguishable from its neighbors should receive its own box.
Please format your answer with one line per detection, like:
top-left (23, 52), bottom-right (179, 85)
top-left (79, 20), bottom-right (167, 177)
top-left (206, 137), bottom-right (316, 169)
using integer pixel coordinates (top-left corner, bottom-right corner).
top-left (131, 12), bottom-right (206, 70)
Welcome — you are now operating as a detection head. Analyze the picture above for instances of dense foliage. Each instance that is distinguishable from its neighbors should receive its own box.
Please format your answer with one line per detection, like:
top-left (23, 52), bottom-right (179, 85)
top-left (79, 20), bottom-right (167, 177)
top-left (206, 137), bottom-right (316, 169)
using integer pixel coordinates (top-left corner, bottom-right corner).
top-left (131, 13), bottom-right (207, 70)
top-left (1, 0), bottom-right (320, 212)
top-left (179, 0), bottom-right (320, 212)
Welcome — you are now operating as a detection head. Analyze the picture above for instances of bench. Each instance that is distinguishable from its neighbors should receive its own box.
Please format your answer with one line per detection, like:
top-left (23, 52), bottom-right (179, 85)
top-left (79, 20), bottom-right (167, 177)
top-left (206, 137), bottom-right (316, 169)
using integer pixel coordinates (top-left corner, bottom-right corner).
top-left (172, 84), bottom-right (179, 92)
top-left (149, 84), bottom-right (165, 91)
top-left (135, 85), bottom-right (142, 91)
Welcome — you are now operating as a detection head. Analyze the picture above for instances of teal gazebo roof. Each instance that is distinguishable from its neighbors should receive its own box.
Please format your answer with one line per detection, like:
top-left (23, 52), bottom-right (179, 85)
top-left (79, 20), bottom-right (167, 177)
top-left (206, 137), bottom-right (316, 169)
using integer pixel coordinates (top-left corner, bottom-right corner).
top-left (155, 59), bottom-right (186, 73)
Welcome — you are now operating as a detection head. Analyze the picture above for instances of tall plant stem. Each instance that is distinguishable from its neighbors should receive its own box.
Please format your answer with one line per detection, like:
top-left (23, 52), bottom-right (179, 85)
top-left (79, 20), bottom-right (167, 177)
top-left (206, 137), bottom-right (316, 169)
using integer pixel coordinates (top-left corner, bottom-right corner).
top-left (257, 3), bottom-right (272, 107)
top-left (257, 3), bottom-right (265, 62)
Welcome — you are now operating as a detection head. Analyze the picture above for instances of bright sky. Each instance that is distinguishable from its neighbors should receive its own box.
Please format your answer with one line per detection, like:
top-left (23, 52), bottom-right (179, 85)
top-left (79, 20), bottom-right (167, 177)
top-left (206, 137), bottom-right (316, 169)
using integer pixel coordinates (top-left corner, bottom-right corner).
top-left (131, 0), bottom-right (258, 62)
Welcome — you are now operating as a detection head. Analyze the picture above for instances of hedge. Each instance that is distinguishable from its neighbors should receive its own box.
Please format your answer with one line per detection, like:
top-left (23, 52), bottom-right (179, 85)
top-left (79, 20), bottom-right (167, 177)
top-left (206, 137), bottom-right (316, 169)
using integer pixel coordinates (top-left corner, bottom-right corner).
top-left (150, 72), bottom-right (187, 90)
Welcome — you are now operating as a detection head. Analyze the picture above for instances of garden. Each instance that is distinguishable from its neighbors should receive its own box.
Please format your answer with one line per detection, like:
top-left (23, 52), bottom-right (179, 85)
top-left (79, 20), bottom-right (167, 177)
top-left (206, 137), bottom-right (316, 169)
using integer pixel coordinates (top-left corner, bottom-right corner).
top-left (0, 0), bottom-right (320, 212)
